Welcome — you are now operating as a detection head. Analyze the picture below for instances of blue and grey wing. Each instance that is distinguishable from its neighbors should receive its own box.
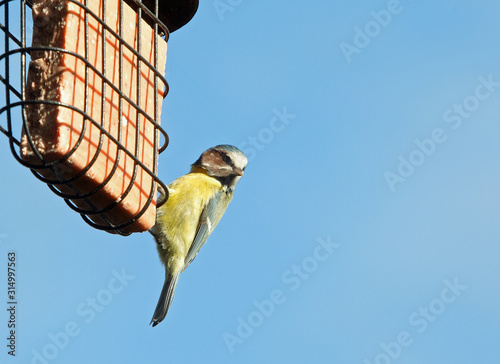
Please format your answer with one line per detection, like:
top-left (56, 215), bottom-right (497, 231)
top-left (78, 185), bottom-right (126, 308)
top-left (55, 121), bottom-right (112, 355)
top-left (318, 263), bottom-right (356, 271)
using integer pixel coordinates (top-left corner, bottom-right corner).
top-left (182, 191), bottom-right (230, 271)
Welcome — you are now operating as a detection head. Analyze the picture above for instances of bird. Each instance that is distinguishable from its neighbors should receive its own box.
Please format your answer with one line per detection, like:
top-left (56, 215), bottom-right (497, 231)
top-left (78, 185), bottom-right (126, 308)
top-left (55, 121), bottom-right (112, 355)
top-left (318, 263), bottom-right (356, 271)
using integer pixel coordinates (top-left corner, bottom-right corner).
top-left (149, 145), bottom-right (247, 327)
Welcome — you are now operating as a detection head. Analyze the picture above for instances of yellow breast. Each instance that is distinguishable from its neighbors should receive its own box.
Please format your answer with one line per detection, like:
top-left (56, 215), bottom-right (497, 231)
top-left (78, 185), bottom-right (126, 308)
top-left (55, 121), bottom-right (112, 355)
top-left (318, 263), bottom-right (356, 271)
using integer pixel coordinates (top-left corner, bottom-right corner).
top-left (155, 172), bottom-right (223, 271)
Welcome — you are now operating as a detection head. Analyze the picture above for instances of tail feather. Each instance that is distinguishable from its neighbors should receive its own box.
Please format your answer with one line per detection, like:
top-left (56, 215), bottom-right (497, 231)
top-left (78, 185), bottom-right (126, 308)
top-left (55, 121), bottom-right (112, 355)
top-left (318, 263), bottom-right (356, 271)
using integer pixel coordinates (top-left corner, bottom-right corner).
top-left (150, 270), bottom-right (180, 327)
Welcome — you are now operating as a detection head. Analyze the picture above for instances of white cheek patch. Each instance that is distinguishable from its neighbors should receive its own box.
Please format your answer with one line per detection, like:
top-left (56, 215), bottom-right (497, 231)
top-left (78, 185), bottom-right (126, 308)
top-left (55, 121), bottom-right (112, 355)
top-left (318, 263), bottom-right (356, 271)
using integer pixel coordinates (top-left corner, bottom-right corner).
top-left (233, 154), bottom-right (248, 171)
top-left (229, 175), bottom-right (242, 191)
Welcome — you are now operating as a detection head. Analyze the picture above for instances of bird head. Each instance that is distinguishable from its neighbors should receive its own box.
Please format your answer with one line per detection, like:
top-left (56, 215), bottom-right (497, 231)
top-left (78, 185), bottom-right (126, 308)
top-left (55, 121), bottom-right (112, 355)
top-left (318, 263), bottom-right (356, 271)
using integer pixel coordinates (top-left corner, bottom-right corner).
top-left (191, 145), bottom-right (247, 191)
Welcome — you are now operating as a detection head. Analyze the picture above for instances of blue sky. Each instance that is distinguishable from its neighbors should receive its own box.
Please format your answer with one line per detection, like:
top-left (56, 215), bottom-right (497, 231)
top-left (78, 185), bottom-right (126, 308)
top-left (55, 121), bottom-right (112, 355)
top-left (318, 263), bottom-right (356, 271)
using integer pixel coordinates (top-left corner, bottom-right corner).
top-left (2, 0), bottom-right (500, 363)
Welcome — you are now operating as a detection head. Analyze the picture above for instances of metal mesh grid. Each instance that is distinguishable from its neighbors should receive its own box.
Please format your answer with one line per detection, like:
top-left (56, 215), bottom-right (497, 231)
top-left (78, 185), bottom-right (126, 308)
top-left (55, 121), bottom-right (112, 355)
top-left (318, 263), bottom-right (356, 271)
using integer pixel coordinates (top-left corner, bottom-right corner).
top-left (0, 0), bottom-right (171, 236)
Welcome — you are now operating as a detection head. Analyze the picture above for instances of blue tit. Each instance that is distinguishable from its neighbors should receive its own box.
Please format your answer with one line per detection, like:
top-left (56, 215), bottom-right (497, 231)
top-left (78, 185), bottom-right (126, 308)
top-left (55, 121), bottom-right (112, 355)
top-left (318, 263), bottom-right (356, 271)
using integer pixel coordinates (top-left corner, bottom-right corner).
top-left (149, 145), bottom-right (247, 326)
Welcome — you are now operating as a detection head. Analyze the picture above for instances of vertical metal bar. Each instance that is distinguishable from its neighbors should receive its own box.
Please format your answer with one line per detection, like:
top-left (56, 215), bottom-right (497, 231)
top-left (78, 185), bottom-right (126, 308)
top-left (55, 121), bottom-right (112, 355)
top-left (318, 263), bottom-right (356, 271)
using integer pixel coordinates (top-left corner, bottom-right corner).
top-left (19, 0), bottom-right (28, 167)
top-left (131, 0), bottom-right (142, 221)
top-left (117, 0), bottom-right (124, 193)
top-left (4, 0), bottom-right (13, 156)
top-left (20, 0), bottom-right (26, 101)
top-left (153, 0), bottom-right (159, 186)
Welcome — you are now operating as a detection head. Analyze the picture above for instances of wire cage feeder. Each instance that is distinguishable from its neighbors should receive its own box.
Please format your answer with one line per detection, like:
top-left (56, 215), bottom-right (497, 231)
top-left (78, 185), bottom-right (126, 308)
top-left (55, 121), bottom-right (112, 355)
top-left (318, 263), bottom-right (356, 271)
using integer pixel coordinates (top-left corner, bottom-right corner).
top-left (0, 0), bottom-right (197, 235)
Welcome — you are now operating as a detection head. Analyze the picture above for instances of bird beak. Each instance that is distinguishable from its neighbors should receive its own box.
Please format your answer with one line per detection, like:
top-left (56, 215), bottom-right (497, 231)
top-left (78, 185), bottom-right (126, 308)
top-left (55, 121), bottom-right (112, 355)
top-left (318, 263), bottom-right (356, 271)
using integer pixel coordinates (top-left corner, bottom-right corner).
top-left (234, 168), bottom-right (244, 176)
